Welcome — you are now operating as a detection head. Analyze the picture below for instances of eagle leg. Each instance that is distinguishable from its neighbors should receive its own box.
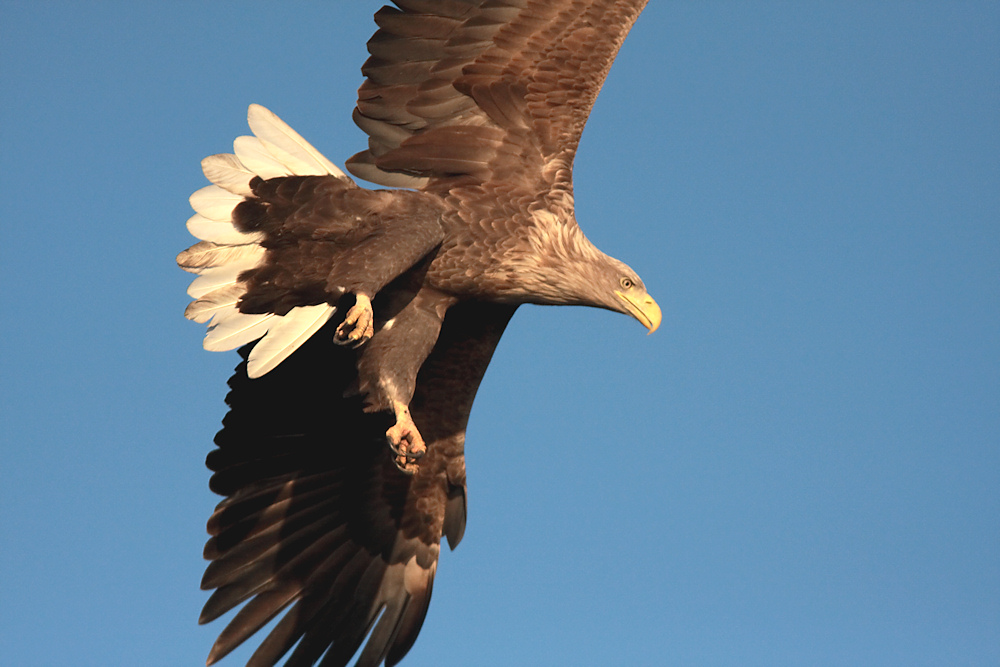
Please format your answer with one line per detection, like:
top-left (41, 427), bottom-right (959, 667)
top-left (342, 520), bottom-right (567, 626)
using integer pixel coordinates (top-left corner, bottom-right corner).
top-left (333, 294), bottom-right (374, 347)
top-left (386, 400), bottom-right (426, 474)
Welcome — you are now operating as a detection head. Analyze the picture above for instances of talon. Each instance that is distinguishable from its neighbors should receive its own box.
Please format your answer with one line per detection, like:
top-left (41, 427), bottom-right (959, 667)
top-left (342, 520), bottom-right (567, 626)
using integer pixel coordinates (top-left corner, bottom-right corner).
top-left (386, 401), bottom-right (425, 474)
top-left (393, 456), bottom-right (420, 475)
top-left (334, 294), bottom-right (374, 347)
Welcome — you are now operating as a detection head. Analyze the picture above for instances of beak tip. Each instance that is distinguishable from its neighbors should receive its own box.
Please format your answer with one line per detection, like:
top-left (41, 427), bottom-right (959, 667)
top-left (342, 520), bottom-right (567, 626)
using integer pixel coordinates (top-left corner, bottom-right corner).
top-left (616, 290), bottom-right (662, 335)
top-left (644, 298), bottom-right (662, 335)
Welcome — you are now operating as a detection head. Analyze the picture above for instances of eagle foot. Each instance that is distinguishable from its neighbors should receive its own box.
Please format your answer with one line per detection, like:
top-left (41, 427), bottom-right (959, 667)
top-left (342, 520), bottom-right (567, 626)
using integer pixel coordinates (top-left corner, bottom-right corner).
top-left (333, 294), bottom-right (374, 348)
top-left (386, 402), bottom-right (426, 475)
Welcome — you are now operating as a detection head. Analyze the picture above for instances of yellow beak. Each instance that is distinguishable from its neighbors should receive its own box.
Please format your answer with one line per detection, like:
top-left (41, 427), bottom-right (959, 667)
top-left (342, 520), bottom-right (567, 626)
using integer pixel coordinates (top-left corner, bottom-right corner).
top-left (615, 290), bottom-right (662, 334)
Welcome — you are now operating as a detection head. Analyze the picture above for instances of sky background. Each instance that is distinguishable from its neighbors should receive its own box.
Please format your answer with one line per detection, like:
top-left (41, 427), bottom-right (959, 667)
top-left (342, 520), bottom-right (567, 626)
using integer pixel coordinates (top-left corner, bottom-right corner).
top-left (2, 2), bottom-right (998, 666)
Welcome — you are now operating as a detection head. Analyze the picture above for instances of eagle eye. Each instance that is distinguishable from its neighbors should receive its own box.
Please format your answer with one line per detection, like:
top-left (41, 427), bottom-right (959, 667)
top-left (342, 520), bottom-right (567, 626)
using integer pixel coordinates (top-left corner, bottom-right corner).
top-left (619, 277), bottom-right (634, 289)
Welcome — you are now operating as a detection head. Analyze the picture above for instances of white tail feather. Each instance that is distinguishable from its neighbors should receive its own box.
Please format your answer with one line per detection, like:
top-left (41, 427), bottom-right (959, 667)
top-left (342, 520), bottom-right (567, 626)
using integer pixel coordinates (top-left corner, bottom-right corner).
top-left (185, 213), bottom-right (262, 245)
top-left (187, 263), bottom-right (257, 299)
top-left (189, 185), bottom-right (245, 221)
top-left (246, 304), bottom-right (336, 378)
top-left (201, 154), bottom-right (254, 196)
top-left (203, 312), bottom-right (276, 351)
top-left (184, 285), bottom-right (243, 324)
top-left (176, 241), bottom-right (265, 274)
top-left (234, 136), bottom-right (292, 180)
top-left (181, 104), bottom-right (350, 376)
top-left (247, 104), bottom-right (346, 178)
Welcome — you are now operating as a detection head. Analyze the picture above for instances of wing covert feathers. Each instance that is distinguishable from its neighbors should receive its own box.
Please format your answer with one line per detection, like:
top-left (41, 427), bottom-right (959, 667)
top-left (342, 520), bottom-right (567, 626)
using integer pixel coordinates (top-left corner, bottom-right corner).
top-left (179, 105), bottom-right (346, 376)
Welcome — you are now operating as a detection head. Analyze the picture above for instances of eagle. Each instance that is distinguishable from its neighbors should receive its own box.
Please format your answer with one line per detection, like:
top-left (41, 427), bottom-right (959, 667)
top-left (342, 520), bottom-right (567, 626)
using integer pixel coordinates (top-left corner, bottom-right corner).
top-left (178, 1), bottom-right (661, 665)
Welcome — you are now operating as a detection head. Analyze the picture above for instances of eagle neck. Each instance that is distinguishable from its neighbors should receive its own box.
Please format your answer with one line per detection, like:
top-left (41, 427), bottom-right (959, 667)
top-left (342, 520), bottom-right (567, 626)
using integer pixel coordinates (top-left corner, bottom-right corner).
top-left (498, 211), bottom-right (615, 308)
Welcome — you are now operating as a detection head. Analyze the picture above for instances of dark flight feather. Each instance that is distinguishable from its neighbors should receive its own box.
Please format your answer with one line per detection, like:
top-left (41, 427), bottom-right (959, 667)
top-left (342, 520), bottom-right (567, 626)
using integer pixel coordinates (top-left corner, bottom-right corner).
top-left (200, 303), bottom-right (515, 666)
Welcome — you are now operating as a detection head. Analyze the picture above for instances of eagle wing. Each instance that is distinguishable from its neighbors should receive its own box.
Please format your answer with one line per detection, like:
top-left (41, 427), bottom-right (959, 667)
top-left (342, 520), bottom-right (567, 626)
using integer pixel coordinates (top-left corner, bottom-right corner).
top-left (200, 301), bottom-right (515, 667)
top-left (347, 0), bottom-right (649, 193)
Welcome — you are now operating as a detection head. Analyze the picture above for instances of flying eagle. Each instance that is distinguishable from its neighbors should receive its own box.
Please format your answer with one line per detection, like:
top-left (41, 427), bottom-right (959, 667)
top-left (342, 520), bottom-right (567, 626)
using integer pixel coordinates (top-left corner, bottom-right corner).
top-left (178, 1), bottom-right (661, 665)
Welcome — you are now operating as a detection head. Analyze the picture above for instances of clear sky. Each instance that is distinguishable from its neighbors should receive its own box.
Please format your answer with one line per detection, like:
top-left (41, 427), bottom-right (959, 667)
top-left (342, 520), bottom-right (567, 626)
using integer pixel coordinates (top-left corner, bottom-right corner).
top-left (1, 2), bottom-right (997, 666)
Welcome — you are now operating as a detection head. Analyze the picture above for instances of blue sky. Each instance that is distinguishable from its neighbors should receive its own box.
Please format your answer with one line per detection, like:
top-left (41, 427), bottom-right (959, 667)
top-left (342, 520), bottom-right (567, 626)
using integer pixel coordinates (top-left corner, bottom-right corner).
top-left (1, 2), bottom-right (997, 665)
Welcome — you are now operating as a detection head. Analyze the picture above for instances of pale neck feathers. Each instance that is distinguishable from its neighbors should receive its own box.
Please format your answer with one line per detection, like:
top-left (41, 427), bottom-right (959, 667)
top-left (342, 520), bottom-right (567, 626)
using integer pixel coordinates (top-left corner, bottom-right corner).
top-left (494, 210), bottom-right (620, 308)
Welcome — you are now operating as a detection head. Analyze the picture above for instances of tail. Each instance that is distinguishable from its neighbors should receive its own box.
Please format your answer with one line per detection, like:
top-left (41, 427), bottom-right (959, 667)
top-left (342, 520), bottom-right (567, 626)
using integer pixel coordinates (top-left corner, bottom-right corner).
top-left (178, 105), bottom-right (347, 378)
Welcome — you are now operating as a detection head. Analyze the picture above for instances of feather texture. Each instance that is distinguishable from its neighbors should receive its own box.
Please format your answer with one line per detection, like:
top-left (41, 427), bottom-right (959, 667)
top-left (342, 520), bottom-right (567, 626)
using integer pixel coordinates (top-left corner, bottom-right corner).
top-left (198, 304), bottom-right (514, 666)
top-left (190, 185), bottom-right (246, 221)
top-left (247, 104), bottom-right (347, 178)
top-left (187, 263), bottom-right (258, 300)
top-left (184, 285), bottom-right (243, 324)
top-left (204, 312), bottom-right (276, 352)
top-left (185, 213), bottom-right (262, 245)
top-left (246, 304), bottom-right (337, 378)
top-left (347, 0), bottom-right (650, 193)
top-left (202, 154), bottom-right (255, 196)
top-left (176, 241), bottom-right (265, 274)
top-left (180, 105), bottom-right (351, 376)
top-left (234, 136), bottom-right (293, 180)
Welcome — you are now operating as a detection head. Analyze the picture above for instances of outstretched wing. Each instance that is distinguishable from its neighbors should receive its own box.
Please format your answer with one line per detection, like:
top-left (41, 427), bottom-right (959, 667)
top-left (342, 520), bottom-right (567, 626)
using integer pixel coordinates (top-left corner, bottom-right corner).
top-left (346, 0), bottom-right (649, 192)
top-left (200, 301), bottom-right (515, 667)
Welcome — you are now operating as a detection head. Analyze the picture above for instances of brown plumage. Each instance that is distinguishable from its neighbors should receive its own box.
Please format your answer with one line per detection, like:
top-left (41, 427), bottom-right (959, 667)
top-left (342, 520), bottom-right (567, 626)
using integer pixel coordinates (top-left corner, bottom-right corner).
top-left (179, 1), bottom-right (661, 665)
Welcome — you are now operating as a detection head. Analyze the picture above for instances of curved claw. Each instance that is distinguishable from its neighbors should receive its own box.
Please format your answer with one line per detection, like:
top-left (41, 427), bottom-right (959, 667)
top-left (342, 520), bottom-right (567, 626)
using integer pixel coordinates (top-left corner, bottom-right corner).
top-left (386, 402), bottom-right (426, 475)
top-left (333, 294), bottom-right (374, 347)
top-left (393, 458), bottom-right (420, 475)
top-left (386, 429), bottom-right (426, 460)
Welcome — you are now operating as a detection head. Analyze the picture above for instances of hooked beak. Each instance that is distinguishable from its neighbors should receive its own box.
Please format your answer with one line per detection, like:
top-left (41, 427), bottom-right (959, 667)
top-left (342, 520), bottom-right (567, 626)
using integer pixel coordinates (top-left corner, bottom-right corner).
top-left (615, 290), bottom-right (662, 334)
